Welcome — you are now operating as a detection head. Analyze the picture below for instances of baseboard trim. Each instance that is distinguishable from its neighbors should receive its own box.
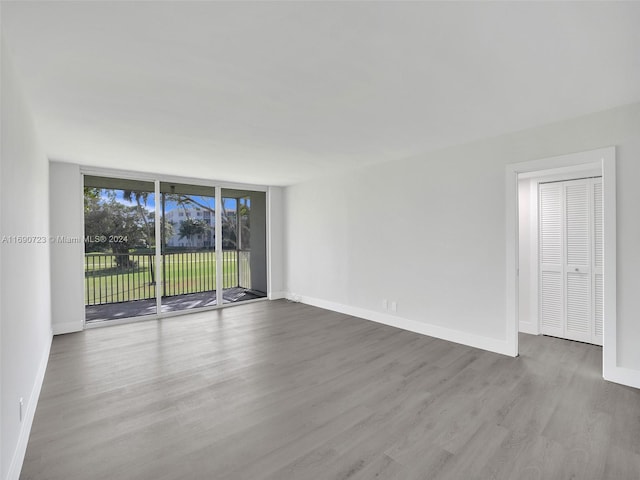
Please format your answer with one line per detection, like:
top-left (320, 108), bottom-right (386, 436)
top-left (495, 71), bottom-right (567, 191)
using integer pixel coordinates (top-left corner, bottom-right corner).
top-left (604, 365), bottom-right (640, 390)
top-left (7, 334), bottom-right (52, 480)
top-left (288, 294), bottom-right (515, 357)
top-left (52, 321), bottom-right (83, 335)
top-left (268, 291), bottom-right (286, 301)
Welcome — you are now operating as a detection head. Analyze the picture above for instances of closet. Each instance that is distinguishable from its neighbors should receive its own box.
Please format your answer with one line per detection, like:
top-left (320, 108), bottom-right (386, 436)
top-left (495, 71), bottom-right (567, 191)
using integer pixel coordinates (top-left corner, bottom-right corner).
top-left (539, 177), bottom-right (603, 345)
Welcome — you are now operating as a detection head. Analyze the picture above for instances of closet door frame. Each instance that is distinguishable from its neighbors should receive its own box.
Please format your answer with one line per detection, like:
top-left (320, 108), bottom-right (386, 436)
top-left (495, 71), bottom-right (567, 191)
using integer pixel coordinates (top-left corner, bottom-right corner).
top-left (506, 147), bottom-right (622, 385)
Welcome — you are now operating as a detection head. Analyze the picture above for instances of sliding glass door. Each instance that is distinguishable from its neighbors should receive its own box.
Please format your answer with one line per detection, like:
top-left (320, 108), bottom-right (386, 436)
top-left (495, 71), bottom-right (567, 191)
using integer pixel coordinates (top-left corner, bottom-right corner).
top-left (159, 182), bottom-right (217, 313)
top-left (220, 189), bottom-right (267, 304)
top-left (83, 175), bottom-right (267, 323)
top-left (84, 176), bottom-right (157, 322)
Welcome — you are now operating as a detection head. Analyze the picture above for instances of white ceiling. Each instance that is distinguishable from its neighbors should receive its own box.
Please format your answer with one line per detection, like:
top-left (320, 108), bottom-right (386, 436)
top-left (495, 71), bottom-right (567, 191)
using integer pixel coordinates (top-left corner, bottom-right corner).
top-left (2, 1), bottom-right (639, 186)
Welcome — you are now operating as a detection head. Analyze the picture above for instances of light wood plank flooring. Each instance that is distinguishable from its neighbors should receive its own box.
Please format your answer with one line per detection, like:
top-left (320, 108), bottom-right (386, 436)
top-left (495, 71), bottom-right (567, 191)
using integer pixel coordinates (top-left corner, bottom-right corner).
top-left (21, 300), bottom-right (640, 479)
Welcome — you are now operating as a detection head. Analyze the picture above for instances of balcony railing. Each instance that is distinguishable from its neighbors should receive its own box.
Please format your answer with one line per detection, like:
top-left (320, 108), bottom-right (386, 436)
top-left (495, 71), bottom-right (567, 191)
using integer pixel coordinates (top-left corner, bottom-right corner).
top-left (85, 250), bottom-right (250, 306)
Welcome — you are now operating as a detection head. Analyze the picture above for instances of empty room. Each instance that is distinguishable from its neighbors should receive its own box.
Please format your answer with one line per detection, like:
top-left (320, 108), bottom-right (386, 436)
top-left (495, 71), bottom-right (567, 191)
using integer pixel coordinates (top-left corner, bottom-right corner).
top-left (2, 1), bottom-right (640, 479)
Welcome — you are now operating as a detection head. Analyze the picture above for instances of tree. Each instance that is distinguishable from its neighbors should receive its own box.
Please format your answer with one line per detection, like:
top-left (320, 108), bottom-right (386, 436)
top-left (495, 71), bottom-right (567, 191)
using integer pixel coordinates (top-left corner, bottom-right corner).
top-left (178, 218), bottom-right (208, 248)
top-left (84, 190), bottom-right (152, 267)
top-left (83, 187), bottom-right (101, 212)
top-left (150, 218), bottom-right (174, 249)
top-left (164, 194), bottom-right (250, 249)
top-left (122, 190), bottom-right (154, 246)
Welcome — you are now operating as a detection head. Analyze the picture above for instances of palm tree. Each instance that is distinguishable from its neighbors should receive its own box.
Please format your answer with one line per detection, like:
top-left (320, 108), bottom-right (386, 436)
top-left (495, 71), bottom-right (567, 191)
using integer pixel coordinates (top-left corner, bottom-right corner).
top-left (164, 193), bottom-right (248, 249)
top-left (122, 190), bottom-right (154, 245)
top-left (178, 218), bottom-right (208, 248)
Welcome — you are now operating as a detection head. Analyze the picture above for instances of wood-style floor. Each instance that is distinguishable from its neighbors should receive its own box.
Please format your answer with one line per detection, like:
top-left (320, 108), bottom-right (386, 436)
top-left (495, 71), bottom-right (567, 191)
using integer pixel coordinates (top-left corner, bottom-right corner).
top-left (21, 300), bottom-right (640, 479)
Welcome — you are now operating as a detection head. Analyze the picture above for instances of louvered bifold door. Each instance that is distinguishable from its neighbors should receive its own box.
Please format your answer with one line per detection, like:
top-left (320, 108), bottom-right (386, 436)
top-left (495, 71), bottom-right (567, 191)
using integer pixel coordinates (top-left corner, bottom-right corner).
top-left (593, 180), bottom-right (603, 345)
top-left (564, 180), bottom-right (592, 343)
top-left (539, 183), bottom-right (564, 338)
top-left (539, 177), bottom-right (601, 345)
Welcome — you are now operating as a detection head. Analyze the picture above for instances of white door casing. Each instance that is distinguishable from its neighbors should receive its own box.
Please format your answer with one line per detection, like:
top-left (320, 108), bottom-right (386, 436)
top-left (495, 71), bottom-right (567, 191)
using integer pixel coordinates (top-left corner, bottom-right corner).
top-left (593, 181), bottom-right (604, 343)
top-left (507, 147), bottom-right (629, 386)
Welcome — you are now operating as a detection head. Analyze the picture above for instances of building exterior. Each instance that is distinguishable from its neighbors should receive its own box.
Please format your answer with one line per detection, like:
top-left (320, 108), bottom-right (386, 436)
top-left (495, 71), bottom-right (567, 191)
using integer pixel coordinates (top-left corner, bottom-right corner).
top-left (164, 206), bottom-right (214, 248)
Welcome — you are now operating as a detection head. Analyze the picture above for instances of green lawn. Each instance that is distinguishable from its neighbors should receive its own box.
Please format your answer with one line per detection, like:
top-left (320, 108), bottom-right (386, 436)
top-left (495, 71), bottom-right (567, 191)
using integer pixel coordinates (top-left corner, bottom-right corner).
top-left (85, 251), bottom-right (250, 305)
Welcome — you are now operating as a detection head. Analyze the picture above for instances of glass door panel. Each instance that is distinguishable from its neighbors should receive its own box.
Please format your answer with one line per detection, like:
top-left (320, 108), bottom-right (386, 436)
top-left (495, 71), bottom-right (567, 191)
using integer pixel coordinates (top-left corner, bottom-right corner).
top-left (220, 189), bottom-right (267, 304)
top-left (83, 176), bottom-right (157, 322)
top-left (159, 182), bottom-right (217, 313)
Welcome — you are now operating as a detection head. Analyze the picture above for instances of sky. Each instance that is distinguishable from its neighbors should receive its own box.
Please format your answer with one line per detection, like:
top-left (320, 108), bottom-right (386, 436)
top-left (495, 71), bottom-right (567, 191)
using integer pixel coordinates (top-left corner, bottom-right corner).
top-left (103, 189), bottom-right (240, 213)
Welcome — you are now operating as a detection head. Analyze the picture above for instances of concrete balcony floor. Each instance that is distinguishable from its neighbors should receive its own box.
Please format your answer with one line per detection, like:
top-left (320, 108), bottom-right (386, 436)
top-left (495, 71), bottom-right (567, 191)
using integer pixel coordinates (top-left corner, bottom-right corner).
top-left (85, 287), bottom-right (266, 322)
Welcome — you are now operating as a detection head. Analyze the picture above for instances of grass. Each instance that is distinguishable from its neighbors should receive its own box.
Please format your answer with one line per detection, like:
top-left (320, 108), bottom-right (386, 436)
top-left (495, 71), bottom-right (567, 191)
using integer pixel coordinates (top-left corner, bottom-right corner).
top-left (85, 251), bottom-right (251, 305)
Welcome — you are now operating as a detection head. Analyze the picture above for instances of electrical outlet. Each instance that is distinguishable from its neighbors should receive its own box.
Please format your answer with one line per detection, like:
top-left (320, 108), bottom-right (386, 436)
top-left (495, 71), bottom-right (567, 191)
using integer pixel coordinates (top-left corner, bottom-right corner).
top-left (390, 301), bottom-right (397, 312)
top-left (19, 397), bottom-right (24, 421)
top-left (382, 299), bottom-right (388, 310)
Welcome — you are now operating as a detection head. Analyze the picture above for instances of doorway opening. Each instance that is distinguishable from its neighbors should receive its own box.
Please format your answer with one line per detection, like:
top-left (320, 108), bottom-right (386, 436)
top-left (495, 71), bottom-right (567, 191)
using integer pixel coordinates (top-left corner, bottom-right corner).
top-left (518, 170), bottom-right (602, 345)
top-left (505, 147), bottom-right (616, 381)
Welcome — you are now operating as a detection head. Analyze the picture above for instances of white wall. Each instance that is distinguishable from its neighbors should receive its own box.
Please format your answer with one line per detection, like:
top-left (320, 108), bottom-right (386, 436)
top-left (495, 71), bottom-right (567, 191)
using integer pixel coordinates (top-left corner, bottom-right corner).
top-left (285, 177), bottom-right (350, 306)
top-left (0, 40), bottom-right (52, 480)
top-left (284, 103), bottom-right (640, 377)
top-left (49, 161), bottom-right (84, 335)
top-left (267, 187), bottom-right (285, 299)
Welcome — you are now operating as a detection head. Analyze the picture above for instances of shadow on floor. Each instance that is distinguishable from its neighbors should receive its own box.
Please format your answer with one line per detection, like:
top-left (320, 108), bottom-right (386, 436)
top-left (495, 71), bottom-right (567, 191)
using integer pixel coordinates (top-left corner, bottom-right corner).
top-left (85, 287), bottom-right (266, 322)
